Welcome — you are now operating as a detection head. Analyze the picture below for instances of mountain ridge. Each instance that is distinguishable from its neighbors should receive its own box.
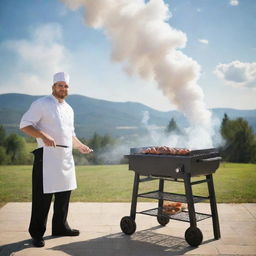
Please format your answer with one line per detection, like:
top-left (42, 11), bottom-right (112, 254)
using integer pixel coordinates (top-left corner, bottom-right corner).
top-left (0, 93), bottom-right (255, 138)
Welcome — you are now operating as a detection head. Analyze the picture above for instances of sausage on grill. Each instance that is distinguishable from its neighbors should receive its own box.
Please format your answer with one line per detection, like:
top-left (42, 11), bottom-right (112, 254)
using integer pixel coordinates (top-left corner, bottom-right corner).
top-left (142, 146), bottom-right (190, 155)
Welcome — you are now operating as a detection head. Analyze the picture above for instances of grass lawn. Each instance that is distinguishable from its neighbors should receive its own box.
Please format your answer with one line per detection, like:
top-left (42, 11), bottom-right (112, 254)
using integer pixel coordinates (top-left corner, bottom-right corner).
top-left (0, 163), bottom-right (255, 205)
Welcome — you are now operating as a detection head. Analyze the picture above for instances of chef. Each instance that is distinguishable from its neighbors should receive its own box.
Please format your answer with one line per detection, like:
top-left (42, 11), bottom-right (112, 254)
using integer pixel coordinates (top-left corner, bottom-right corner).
top-left (20, 72), bottom-right (92, 247)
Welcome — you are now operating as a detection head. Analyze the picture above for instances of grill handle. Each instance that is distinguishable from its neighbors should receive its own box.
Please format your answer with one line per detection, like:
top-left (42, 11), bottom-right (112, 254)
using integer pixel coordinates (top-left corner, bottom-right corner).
top-left (197, 156), bottom-right (222, 162)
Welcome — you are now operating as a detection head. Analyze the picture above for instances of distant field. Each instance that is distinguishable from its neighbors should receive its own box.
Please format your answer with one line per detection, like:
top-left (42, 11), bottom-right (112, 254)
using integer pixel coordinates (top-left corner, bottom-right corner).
top-left (0, 163), bottom-right (255, 206)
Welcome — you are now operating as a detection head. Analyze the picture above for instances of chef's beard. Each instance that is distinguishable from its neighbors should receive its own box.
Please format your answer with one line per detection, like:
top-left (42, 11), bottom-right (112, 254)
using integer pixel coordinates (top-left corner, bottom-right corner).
top-left (52, 90), bottom-right (68, 100)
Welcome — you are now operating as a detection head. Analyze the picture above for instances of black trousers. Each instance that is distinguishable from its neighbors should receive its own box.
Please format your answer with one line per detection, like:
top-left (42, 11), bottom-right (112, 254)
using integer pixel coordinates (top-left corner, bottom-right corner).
top-left (29, 148), bottom-right (71, 238)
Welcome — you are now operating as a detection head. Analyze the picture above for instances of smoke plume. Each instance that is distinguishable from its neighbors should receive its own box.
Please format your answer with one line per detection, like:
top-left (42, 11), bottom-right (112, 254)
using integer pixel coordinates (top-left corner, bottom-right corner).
top-left (62, 0), bottom-right (214, 148)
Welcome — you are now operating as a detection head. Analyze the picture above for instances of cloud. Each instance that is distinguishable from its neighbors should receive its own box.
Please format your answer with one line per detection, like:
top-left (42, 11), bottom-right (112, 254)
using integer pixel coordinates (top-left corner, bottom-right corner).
top-left (229, 0), bottom-right (239, 6)
top-left (198, 39), bottom-right (208, 44)
top-left (0, 23), bottom-right (70, 94)
top-left (214, 61), bottom-right (256, 88)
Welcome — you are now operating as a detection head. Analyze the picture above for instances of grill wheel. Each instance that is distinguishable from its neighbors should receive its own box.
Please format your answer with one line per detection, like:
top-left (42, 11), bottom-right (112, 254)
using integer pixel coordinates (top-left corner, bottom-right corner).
top-left (185, 227), bottom-right (203, 247)
top-left (120, 216), bottom-right (136, 235)
top-left (157, 215), bottom-right (170, 226)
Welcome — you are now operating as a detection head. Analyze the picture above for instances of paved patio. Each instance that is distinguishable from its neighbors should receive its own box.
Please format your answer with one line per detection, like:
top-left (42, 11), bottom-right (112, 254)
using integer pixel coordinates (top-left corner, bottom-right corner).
top-left (0, 203), bottom-right (255, 255)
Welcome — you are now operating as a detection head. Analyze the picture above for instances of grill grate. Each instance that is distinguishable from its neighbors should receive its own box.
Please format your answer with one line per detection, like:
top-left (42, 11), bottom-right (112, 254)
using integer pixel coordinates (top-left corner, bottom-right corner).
top-left (138, 207), bottom-right (212, 222)
top-left (130, 147), bottom-right (219, 157)
top-left (138, 191), bottom-right (209, 203)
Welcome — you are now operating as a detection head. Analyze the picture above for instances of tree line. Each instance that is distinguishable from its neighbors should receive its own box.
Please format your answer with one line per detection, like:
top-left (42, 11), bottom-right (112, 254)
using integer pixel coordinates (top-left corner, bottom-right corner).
top-left (220, 114), bottom-right (256, 163)
top-left (0, 125), bottom-right (33, 165)
top-left (73, 133), bottom-right (115, 165)
top-left (165, 115), bottom-right (256, 163)
top-left (0, 126), bottom-right (115, 165)
top-left (0, 114), bottom-right (255, 165)
top-left (0, 126), bottom-right (31, 164)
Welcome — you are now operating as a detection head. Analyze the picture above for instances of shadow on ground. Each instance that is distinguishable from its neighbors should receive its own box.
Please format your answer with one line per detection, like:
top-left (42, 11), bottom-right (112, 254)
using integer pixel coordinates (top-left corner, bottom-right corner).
top-left (52, 224), bottom-right (217, 256)
top-left (0, 236), bottom-right (54, 256)
top-left (0, 227), bottom-right (215, 256)
top-left (0, 239), bottom-right (32, 255)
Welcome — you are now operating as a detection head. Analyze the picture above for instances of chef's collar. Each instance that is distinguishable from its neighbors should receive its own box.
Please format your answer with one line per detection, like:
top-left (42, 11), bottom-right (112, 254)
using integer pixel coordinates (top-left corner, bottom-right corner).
top-left (50, 94), bottom-right (65, 104)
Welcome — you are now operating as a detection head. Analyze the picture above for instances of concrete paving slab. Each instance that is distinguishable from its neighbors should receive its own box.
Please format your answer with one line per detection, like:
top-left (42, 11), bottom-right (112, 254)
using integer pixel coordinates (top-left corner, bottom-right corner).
top-left (0, 203), bottom-right (255, 256)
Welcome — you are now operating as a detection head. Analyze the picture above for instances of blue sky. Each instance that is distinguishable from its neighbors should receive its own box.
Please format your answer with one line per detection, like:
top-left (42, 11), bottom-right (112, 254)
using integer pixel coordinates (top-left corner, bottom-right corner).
top-left (0, 0), bottom-right (255, 111)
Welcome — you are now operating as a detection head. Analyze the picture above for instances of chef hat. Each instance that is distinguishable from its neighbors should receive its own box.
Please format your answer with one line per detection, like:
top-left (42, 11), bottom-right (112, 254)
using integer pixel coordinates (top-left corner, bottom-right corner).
top-left (53, 72), bottom-right (70, 84)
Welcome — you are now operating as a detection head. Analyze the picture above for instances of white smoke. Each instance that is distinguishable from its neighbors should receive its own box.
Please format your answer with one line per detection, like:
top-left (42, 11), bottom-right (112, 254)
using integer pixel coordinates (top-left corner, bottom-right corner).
top-left (98, 111), bottom-right (224, 164)
top-left (61, 0), bottom-right (214, 149)
top-left (140, 110), bottom-right (221, 150)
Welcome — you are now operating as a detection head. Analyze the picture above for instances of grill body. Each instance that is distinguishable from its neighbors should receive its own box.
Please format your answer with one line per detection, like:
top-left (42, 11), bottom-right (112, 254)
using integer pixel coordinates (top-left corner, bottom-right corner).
top-left (120, 147), bottom-right (222, 247)
top-left (127, 148), bottom-right (221, 178)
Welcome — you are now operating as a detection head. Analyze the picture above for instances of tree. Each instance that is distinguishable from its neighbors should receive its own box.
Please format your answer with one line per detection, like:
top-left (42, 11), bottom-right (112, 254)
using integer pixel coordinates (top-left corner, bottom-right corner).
top-left (165, 118), bottom-right (181, 134)
top-left (0, 125), bottom-right (6, 146)
top-left (0, 146), bottom-right (10, 164)
top-left (88, 133), bottom-right (102, 153)
top-left (220, 115), bottom-right (256, 163)
top-left (220, 113), bottom-right (229, 138)
top-left (101, 135), bottom-right (115, 149)
top-left (73, 133), bottom-right (116, 165)
top-left (4, 133), bottom-right (27, 163)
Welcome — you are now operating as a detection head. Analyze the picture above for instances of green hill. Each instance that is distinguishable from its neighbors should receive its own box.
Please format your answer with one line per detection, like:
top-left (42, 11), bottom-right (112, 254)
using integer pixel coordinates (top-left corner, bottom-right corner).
top-left (0, 93), bottom-right (255, 138)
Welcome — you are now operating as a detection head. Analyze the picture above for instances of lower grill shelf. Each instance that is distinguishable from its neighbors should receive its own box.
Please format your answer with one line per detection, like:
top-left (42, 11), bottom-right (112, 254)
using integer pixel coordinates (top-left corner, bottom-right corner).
top-left (138, 207), bottom-right (212, 222)
top-left (138, 191), bottom-right (209, 203)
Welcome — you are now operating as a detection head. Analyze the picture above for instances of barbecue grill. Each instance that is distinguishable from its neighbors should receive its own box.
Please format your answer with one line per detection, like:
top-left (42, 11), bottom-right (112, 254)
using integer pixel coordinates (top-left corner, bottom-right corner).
top-left (120, 147), bottom-right (222, 247)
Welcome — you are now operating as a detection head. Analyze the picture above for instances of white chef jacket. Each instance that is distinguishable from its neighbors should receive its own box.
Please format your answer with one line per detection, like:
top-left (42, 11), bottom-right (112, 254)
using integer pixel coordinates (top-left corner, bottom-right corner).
top-left (20, 95), bottom-right (77, 194)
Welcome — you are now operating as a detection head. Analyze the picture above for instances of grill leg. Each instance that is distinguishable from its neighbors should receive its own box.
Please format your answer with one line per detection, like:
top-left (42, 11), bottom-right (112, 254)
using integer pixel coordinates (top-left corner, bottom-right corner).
top-left (206, 174), bottom-right (221, 239)
top-left (158, 179), bottom-right (164, 209)
top-left (130, 173), bottom-right (140, 220)
top-left (183, 174), bottom-right (197, 228)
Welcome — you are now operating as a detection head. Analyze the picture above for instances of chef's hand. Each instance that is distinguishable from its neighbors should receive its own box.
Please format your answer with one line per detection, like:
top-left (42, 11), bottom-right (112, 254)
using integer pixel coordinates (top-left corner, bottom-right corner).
top-left (78, 144), bottom-right (93, 154)
top-left (41, 132), bottom-right (56, 147)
